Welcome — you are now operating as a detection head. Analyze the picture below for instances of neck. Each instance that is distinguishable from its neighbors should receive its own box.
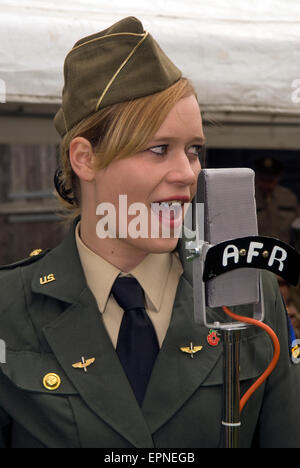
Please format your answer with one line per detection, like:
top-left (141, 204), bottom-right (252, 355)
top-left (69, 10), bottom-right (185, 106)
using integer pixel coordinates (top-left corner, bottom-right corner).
top-left (79, 214), bottom-right (148, 272)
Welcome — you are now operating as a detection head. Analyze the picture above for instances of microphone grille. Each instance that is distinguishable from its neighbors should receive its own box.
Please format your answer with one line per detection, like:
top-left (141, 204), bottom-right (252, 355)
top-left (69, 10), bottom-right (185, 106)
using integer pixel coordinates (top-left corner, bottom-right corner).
top-left (198, 168), bottom-right (260, 308)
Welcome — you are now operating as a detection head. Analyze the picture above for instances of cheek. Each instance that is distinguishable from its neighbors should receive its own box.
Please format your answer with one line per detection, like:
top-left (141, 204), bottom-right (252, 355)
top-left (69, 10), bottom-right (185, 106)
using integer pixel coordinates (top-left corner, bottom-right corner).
top-left (195, 159), bottom-right (202, 174)
top-left (191, 163), bottom-right (202, 195)
top-left (96, 174), bottom-right (151, 208)
top-left (94, 168), bottom-right (128, 201)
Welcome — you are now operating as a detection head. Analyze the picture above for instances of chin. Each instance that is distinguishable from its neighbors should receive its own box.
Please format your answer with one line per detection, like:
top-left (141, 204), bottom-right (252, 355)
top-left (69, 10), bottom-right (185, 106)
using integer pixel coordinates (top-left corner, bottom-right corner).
top-left (131, 236), bottom-right (180, 254)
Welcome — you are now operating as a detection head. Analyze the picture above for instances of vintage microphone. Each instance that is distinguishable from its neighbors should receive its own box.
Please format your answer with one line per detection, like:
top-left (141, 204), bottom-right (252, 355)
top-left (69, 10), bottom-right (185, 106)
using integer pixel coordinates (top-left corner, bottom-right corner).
top-left (186, 168), bottom-right (300, 448)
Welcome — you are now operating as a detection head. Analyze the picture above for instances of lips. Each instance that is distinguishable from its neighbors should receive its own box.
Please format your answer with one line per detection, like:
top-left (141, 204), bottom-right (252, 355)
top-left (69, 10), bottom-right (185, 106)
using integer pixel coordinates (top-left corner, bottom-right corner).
top-left (152, 196), bottom-right (190, 204)
top-left (150, 197), bottom-right (190, 229)
top-left (151, 201), bottom-right (182, 218)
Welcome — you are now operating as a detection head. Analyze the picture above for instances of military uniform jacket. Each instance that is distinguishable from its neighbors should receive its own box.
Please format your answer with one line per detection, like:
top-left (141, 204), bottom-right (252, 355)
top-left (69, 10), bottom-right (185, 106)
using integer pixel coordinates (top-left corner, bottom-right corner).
top-left (0, 219), bottom-right (300, 448)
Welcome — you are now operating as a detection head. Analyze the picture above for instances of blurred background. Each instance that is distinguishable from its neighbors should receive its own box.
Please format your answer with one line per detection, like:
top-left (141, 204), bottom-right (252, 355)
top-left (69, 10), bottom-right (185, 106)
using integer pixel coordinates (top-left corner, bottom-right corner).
top-left (0, 0), bottom-right (299, 267)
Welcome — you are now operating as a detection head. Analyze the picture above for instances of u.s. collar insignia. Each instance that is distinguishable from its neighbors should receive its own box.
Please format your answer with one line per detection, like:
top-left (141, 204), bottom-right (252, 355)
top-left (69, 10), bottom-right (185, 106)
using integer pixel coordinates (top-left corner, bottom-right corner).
top-left (180, 342), bottom-right (203, 358)
top-left (40, 274), bottom-right (56, 285)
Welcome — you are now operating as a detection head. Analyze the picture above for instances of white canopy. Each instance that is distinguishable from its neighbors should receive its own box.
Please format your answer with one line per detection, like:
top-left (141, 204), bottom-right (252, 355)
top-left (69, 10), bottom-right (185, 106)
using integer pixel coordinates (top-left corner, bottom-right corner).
top-left (0, 0), bottom-right (300, 116)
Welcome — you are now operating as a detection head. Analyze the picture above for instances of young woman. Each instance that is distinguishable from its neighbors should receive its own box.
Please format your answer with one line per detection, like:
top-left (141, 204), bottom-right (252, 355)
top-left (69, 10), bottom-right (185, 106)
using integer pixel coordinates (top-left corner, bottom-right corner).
top-left (0, 16), bottom-right (299, 448)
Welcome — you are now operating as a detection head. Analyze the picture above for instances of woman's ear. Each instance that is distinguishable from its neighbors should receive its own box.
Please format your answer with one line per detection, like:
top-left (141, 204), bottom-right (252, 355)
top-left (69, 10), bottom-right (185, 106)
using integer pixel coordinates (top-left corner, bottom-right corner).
top-left (69, 137), bottom-right (95, 182)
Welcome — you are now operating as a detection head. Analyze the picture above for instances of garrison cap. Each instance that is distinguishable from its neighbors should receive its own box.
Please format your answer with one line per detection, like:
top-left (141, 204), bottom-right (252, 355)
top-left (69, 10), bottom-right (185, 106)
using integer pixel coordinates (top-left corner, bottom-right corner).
top-left (255, 157), bottom-right (284, 176)
top-left (54, 16), bottom-right (182, 138)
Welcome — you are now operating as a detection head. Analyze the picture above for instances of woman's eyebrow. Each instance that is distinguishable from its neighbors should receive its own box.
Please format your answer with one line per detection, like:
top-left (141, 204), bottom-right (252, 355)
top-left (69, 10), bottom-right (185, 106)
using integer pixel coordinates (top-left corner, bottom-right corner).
top-left (149, 135), bottom-right (206, 145)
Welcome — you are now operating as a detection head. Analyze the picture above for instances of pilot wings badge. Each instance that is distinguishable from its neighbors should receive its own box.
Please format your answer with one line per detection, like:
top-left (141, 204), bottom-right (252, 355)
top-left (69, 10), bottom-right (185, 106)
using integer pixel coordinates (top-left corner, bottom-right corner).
top-left (180, 343), bottom-right (203, 358)
top-left (72, 356), bottom-right (96, 372)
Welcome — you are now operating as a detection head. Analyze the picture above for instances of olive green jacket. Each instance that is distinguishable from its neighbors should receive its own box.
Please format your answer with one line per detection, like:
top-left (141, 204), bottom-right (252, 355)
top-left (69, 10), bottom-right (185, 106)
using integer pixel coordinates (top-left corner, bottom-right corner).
top-left (0, 219), bottom-right (299, 448)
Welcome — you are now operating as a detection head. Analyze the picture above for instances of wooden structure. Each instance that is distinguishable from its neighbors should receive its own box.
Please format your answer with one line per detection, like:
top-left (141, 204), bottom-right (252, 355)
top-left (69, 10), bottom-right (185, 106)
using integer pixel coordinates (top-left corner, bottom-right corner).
top-left (0, 143), bottom-right (67, 264)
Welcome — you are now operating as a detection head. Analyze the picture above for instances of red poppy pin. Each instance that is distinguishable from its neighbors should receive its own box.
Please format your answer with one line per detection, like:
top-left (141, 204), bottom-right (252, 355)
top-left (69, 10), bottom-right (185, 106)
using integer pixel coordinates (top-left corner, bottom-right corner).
top-left (207, 329), bottom-right (220, 347)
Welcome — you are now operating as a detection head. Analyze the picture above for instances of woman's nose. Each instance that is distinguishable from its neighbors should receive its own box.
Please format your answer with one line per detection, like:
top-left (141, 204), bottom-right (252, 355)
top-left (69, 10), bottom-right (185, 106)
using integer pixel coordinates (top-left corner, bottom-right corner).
top-left (165, 152), bottom-right (200, 186)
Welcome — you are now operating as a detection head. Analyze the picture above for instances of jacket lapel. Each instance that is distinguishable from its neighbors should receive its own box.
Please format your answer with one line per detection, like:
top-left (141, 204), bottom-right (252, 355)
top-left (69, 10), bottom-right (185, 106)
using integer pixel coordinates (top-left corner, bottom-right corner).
top-left (142, 272), bottom-right (222, 433)
top-left (31, 219), bottom-right (154, 448)
top-left (42, 289), bottom-right (154, 448)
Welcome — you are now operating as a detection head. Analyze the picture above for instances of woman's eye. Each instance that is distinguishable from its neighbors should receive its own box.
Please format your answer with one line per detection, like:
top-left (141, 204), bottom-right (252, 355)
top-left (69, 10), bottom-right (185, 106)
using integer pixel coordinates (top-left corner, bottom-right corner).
top-left (188, 145), bottom-right (203, 158)
top-left (148, 145), bottom-right (168, 155)
top-left (147, 144), bottom-right (203, 159)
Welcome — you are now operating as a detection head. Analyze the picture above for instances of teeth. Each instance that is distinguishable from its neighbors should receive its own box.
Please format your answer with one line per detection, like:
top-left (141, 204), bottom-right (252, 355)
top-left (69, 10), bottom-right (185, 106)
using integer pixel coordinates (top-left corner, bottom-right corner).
top-left (151, 200), bottom-right (184, 219)
top-left (154, 200), bottom-right (183, 207)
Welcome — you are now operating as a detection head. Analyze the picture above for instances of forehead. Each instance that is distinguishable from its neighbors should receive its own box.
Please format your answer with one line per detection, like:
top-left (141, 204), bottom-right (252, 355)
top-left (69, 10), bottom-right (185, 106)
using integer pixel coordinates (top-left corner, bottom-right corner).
top-left (153, 95), bottom-right (204, 141)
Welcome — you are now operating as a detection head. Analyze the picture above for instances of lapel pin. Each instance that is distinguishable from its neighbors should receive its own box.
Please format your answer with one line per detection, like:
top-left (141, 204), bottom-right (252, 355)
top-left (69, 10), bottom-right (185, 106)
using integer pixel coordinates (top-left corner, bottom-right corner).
top-left (40, 273), bottom-right (56, 285)
top-left (180, 342), bottom-right (203, 358)
top-left (72, 356), bottom-right (95, 372)
top-left (207, 329), bottom-right (221, 347)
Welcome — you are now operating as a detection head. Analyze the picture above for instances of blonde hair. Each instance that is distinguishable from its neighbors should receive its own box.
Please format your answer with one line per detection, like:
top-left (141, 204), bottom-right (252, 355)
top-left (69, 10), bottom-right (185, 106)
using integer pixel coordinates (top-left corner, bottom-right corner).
top-left (56, 77), bottom-right (197, 216)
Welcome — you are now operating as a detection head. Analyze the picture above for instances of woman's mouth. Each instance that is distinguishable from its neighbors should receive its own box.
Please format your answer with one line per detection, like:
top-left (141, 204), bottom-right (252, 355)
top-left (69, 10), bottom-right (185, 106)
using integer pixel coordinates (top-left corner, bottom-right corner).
top-left (150, 200), bottom-right (185, 230)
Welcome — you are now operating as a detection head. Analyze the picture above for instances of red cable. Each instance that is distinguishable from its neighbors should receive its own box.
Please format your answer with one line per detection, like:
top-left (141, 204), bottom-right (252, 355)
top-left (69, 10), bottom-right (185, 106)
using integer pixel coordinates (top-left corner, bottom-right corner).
top-left (222, 306), bottom-right (281, 413)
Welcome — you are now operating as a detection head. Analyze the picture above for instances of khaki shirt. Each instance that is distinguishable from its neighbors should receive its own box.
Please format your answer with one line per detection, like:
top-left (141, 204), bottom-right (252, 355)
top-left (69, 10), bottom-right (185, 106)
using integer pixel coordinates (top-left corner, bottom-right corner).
top-left (75, 223), bottom-right (183, 348)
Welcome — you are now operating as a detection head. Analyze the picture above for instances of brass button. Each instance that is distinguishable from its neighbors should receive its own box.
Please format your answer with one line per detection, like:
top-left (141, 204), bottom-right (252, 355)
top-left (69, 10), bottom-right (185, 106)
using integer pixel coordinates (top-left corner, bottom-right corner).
top-left (43, 373), bottom-right (61, 391)
top-left (29, 249), bottom-right (43, 257)
top-left (239, 249), bottom-right (247, 257)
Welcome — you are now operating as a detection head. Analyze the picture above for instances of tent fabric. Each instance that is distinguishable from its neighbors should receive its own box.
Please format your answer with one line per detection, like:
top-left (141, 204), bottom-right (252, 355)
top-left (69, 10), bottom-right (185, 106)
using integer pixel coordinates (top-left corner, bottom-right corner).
top-left (0, 0), bottom-right (299, 115)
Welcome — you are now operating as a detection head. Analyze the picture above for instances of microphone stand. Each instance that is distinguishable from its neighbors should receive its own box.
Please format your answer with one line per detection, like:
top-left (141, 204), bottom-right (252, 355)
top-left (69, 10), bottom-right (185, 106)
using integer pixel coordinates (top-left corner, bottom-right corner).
top-left (187, 234), bottom-right (263, 449)
top-left (221, 326), bottom-right (245, 448)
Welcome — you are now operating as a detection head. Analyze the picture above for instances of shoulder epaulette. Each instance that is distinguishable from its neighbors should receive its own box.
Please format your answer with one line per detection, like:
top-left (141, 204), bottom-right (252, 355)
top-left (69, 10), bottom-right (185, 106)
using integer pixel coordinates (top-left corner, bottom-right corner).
top-left (0, 249), bottom-right (50, 271)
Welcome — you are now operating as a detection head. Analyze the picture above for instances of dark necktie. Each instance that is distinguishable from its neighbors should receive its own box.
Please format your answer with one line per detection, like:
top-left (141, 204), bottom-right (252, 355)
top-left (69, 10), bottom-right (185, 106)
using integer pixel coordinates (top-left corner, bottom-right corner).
top-left (111, 276), bottom-right (159, 406)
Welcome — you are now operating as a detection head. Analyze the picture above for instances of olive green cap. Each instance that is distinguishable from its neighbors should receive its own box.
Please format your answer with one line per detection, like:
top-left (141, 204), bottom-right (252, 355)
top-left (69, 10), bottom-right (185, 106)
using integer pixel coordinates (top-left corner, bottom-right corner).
top-left (54, 16), bottom-right (182, 138)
